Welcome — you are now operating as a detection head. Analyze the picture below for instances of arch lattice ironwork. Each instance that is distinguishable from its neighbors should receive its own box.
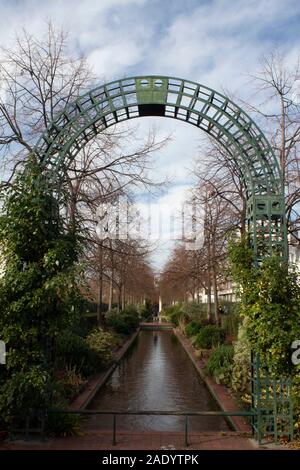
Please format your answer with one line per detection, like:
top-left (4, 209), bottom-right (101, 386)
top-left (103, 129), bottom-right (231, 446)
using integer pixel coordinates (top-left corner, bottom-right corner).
top-left (33, 75), bottom-right (287, 261)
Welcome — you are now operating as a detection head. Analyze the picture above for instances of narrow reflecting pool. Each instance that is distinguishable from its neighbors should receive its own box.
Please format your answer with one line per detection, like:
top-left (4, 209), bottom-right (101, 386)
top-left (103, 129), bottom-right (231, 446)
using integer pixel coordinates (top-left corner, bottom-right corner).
top-left (87, 330), bottom-right (229, 432)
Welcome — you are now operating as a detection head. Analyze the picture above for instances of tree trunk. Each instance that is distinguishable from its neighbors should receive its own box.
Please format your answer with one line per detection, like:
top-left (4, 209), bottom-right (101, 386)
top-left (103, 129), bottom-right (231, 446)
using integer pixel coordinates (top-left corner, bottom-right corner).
top-left (118, 285), bottom-right (122, 312)
top-left (97, 272), bottom-right (103, 324)
top-left (211, 238), bottom-right (219, 324)
top-left (122, 284), bottom-right (126, 310)
top-left (109, 270), bottom-right (114, 311)
top-left (206, 236), bottom-right (213, 322)
top-left (280, 94), bottom-right (286, 185)
top-left (212, 268), bottom-right (219, 324)
top-left (206, 280), bottom-right (212, 321)
top-left (97, 245), bottom-right (103, 324)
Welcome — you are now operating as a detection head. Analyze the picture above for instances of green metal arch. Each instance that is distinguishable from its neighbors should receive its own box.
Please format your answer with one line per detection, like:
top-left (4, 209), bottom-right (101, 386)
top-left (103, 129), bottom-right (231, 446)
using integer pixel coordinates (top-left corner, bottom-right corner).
top-left (33, 75), bottom-right (287, 261)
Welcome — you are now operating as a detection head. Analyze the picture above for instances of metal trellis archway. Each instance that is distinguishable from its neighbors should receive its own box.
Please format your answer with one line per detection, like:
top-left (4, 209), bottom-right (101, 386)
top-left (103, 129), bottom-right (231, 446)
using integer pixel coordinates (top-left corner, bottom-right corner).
top-left (31, 75), bottom-right (291, 443)
top-left (33, 75), bottom-right (287, 262)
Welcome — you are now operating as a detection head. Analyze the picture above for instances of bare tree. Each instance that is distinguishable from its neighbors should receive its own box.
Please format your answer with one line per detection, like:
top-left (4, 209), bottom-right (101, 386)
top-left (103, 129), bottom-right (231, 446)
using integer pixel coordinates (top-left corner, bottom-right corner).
top-left (243, 50), bottom-right (300, 240)
top-left (0, 22), bottom-right (93, 179)
top-left (159, 244), bottom-right (194, 305)
top-left (64, 128), bottom-right (169, 233)
top-left (0, 23), bottom-right (169, 321)
top-left (86, 235), bottom-right (156, 318)
top-left (193, 139), bottom-right (247, 235)
top-left (160, 50), bottom-right (300, 317)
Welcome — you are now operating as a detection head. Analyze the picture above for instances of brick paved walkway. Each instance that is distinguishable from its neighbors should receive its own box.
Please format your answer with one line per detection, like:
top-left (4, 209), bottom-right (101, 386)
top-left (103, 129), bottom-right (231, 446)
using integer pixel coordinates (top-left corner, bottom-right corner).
top-left (0, 431), bottom-right (257, 450)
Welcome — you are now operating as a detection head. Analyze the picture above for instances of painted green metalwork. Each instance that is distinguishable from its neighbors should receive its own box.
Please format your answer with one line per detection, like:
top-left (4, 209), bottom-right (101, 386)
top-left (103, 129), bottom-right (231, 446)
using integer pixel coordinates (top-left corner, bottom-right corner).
top-left (251, 354), bottom-right (293, 444)
top-left (22, 75), bottom-right (293, 444)
top-left (33, 75), bottom-right (287, 262)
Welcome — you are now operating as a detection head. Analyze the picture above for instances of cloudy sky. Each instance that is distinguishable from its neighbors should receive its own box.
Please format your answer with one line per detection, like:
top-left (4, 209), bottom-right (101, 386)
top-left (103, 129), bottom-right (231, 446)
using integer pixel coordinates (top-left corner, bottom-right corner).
top-left (1, 0), bottom-right (300, 270)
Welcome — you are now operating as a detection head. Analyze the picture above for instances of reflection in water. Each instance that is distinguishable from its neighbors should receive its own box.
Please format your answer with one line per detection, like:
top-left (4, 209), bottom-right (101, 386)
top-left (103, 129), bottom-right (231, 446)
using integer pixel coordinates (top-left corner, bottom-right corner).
top-left (87, 330), bottom-right (229, 432)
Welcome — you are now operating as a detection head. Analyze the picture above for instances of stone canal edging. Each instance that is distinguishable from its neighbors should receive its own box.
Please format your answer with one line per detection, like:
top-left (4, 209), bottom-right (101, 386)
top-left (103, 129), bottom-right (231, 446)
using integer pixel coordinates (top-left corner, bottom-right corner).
top-left (70, 325), bottom-right (251, 434)
top-left (174, 329), bottom-right (252, 434)
top-left (70, 328), bottom-right (141, 410)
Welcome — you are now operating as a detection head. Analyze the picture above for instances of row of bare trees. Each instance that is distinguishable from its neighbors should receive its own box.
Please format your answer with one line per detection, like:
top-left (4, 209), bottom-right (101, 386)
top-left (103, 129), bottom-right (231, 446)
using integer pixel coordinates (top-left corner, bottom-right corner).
top-left (86, 239), bottom-right (157, 320)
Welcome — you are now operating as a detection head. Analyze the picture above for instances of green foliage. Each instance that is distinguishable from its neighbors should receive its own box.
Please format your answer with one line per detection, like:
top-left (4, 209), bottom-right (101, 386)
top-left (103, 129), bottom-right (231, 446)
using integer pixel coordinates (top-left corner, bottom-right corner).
top-left (86, 328), bottom-right (115, 366)
top-left (181, 301), bottom-right (207, 320)
top-left (138, 299), bottom-right (152, 320)
top-left (123, 305), bottom-right (140, 318)
top-left (230, 320), bottom-right (251, 396)
top-left (47, 410), bottom-right (82, 437)
top-left (228, 236), bottom-right (300, 377)
top-left (185, 320), bottom-right (204, 338)
top-left (55, 330), bottom-right (95, 377)
top-left (206, 345), bottom-right (234, 386)
top-left (106, 306), bottom-right (139, 335)
top-left (219, 301), bottom-right (240, 316)
top-left (175, 301), bottom-right (238, 323)
top-left (221, 312), bottom-right (240, 339)
top-left (55, 327), bottom-right (118, 380)
top-left (163, 304), bottom-right (185, 326)
top-left (0, 159), bottom-right (85, 425)
top-left (194, 325), bottom-right (226, 349)
top-left (227, 236), bottom-right (255, 297)
top-left (291, 375), bottom-right (300, 434)
top-left (228, 236), bottom-right (300, 429)
top-left (54, 366), bottom-right (86, 402)
top-left (0, 366), bottom-right (50, 424)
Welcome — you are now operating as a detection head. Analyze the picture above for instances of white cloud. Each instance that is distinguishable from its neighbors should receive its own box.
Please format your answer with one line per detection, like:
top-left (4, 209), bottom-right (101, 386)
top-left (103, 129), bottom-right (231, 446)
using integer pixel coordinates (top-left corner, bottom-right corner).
top-left (149, 0), bottom-right (300, 94)
top-left (87, 41), bottom-right (142, 77)
top-left (0, 0), bottom-right (146, 48)
top-left (135, 183), bottom-right (193, 270)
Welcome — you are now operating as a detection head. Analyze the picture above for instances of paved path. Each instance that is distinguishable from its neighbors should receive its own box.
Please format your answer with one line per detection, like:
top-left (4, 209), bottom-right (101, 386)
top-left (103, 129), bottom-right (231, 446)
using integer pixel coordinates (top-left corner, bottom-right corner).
top-left (0, 431), bottom-right (257, 450)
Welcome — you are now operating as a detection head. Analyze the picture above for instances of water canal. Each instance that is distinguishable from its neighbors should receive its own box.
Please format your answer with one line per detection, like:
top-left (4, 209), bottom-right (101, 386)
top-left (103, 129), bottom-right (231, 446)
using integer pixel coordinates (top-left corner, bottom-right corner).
top-left (87, 330), bottom-right (229, 432)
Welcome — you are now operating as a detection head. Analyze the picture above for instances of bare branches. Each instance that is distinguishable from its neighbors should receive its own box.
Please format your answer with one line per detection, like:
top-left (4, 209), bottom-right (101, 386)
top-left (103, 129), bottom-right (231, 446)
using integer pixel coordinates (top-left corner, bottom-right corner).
top-left (242, 49), bottom-right (300, 240)
top-left (159, 136), bottom-right (245, 315)
top-left (0, 23), bottom-right (170, 312)
top-left (0, 21), bottom-right (93, 176)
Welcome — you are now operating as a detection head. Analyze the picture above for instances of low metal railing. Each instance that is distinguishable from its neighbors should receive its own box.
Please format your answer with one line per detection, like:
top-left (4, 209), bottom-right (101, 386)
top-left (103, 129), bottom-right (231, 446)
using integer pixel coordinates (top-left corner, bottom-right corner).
top-left (49, 409), bottom-right (256, 447)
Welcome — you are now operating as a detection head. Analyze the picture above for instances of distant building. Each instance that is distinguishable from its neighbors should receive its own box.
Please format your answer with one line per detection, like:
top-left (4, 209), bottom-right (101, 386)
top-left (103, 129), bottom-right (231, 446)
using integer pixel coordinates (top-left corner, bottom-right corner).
top-left (195, 281), bottom-right (238, 304)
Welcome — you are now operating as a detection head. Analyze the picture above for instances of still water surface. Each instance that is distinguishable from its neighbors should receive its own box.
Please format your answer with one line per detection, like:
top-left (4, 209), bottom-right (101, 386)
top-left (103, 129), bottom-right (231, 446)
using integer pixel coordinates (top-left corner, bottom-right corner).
top-left (87, 330), bottom-right (229, 432)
